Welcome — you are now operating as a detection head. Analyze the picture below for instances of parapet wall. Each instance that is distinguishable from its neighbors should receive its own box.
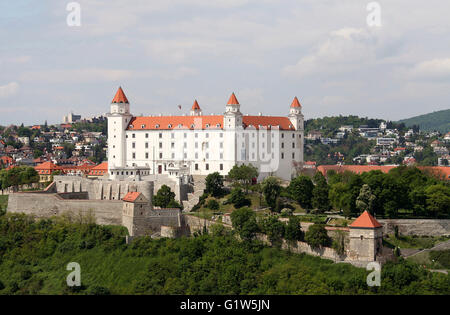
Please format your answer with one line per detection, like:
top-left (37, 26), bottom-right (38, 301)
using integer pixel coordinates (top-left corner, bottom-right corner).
top-left (7, 192), bottom-right (123, 225)
top-left (53, 176), bottom-right (154, 202)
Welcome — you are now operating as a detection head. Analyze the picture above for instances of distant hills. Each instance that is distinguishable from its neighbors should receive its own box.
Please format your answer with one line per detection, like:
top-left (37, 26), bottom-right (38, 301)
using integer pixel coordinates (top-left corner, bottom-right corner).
top-left (398, 109), bottom-right (450, 133)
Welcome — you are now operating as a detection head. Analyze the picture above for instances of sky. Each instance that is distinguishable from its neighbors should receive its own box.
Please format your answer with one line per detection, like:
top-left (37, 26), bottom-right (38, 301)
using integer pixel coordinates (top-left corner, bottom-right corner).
top-left (0, 0), bottom-right (450, 126)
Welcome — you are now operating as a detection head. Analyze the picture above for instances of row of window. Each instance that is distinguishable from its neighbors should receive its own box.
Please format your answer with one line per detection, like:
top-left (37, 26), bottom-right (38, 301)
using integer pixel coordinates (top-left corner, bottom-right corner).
top-left (131, 152), bottom-right (224, 160)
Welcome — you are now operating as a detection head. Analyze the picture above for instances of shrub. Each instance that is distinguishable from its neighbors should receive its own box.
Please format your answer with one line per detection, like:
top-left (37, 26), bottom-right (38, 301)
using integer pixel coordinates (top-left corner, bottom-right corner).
top-left (206, 199), bottom-right (220, 210)
top-left (305, 224), bottom-right (331, 249)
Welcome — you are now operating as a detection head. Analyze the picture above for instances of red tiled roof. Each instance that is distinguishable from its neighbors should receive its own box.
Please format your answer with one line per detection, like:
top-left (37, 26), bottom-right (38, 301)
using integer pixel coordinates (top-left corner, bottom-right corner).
top-left (112, 87), bottom-right (129, 103)
top-left (242, 116), bottom-right (295, 130)
top-left (128, 115), bottom-right (223, 130)
top-left (123, 192), bottom-right (141, 202)
top-left (227, 93), bottom-right (239, 105)
top-left (350, 211), bottom-right (382, 228)
top-left (291, 97), bottom-right (301, 108)
top-left (88, 162), bottom-right (108, 176)
top-left (34, 161), bottom-right (63, 175)
top-left (127, 115), bottom-right (296, 131)
top-left (191, 100), bottom-right (201, 110)
top-left (317, 165), bottom-right (397, 176)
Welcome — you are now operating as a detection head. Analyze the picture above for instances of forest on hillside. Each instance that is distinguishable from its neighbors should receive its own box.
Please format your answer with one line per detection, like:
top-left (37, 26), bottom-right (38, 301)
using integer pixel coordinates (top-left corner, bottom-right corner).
top-left (0, 213), bottom-right (449, 295)
top-left (398, 109), bottom-right (450, 133)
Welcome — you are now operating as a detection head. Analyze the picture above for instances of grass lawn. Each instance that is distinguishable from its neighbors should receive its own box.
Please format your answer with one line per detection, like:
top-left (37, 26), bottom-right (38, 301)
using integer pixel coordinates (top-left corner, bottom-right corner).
top-left (384, 234), bottom-right (450, 250)
top-left (407, 250), bottom-right (450, 271)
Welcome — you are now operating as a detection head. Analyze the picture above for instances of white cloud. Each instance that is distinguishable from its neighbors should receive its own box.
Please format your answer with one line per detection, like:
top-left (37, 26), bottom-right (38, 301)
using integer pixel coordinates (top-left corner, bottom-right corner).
top-left (0, 82), bottom-right (19, 98)
top-left (409, 58), bottom-right (450, 80)
top-left (20, 69), bottom-right (133, 83)
top-left (282, 28), bottom-right (378, 78)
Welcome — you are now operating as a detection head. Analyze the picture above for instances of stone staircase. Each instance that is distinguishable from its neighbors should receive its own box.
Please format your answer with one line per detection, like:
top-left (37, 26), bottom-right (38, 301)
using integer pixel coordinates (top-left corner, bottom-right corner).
top-left (182, 175), bottom-right (206, 212)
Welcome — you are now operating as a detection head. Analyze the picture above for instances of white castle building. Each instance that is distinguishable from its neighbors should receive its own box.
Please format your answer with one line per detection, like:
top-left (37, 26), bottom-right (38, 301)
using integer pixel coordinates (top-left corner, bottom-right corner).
top-left (106, 87), bottom-right (304, 181)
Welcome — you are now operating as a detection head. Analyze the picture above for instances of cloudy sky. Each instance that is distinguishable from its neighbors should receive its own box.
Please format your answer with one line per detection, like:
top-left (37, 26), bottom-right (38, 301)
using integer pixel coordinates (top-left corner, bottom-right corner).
top-left (0, 0), bottom-right (449, 125)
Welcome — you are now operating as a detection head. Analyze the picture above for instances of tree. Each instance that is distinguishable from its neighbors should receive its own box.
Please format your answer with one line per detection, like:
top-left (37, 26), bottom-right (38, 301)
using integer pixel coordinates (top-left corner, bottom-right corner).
top-left (154, 185), bottom-right (176, 208)
top-left (205, 172), bottom-right (224, 197)
top-left (228, 164), bottom-right (258, 193)
top-left (227, 187), bottom-right (251, 209)
top-left (230, 207), bottom-right (259, 241)
top-left (259, 216), bottom-right (285, 247)
top-left (284, 216), bottom-right (304, 247)
top-left (425, 184), bottom-right (450, 217)
top-left (356, 184), bottom-right (376, 214)
top-left (288, 175), bottom-right (314, 209)
top-left (312, 172), bottom-right (330, 213)
top-left (206, 199), bottom-right (220, 210)
top-left (329, 182), bottom-right (351, 212)
top-left (262, 177), bottom-right (281, 212)
top-left (304, 224), bottom-right (331, 249)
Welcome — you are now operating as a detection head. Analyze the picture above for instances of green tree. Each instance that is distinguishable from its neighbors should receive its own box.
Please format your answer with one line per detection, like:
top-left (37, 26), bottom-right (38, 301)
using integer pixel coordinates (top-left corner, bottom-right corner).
top-left (154, 185), bottom-right (176, 208)
top-left (284, 216), bottom-right (304, 247)
top-left (228, 164), bottom-right (258, 193)
top-left (227, 187), bottom-right (251, 209)
top-left (425, 184), bottom-right (450, 217)
top-left (356, 184), bottom-right (376, 214)
top-left (230, 207), bottom-right (259, 241)
top-left (332, 230), bottom-right (346, 256)
top-left (206, 199), bottom-right (220, 210)
top-left (205, 172), bottom-right (224, 197)
top-left (262, 177), bottom-right (281, 212)
top-left (259, 216), bottom-right (285, 247)
top-left (288, 175), bottom-right (314, 209)
top-left (305, 224), bottom-right (331, 249)
top-left (312, 172), bottom-right (330, 213)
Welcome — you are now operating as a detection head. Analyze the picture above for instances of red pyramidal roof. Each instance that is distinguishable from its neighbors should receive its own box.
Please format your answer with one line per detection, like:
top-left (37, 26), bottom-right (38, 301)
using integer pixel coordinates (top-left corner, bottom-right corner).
top-left (123, 192), bottom-right (142, 202)
top-left (291, 96), bottom-right (301, 108)
top-left (350, 211), bottom-right (382, 228)
top-left (227, 93), bottom-right (239, 105)
top-left (191, 100), bottom-right (201, 110)
top-left (112, 87), bottom-right (129, 103)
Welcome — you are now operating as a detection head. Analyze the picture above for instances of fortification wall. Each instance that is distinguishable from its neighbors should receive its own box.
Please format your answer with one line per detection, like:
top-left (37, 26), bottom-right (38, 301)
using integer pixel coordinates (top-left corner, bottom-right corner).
top-left (378, 219), bottom-right (450, 236)
top-left (52, 176), bottom-right (154, 202)
top-left (7, 193), bottom-right (123, 225)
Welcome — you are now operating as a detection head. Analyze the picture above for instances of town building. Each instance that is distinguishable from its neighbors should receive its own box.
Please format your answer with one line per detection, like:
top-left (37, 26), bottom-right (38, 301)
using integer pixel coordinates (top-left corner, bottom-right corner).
top-left (106, 87), bottom-right (304, 181)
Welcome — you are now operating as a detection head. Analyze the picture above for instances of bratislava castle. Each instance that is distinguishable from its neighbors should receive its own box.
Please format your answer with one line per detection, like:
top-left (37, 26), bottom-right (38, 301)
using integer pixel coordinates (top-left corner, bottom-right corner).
top-left (107, 87), bottom-right (304, 181)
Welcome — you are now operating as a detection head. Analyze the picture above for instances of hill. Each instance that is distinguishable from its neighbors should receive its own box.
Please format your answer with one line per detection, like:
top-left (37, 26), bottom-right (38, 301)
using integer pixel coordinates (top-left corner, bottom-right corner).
top-left (0, 213), bottom-right (449, 295)
top-left (398, 109), bottom-right (450, 133)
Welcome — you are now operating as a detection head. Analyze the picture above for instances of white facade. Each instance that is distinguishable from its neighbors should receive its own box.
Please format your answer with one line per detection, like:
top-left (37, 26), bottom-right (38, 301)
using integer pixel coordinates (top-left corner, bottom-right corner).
top-left (106, 88), bottom-right (304, 181)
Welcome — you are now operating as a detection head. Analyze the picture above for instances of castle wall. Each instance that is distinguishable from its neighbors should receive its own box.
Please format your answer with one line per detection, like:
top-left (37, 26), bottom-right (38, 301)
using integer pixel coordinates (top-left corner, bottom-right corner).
top-left (53, 176), bottom-right (154, 203)
top-left (378, 219), bottom-right (450, 236)
top-left (7, 192), bottom-right (123, 225)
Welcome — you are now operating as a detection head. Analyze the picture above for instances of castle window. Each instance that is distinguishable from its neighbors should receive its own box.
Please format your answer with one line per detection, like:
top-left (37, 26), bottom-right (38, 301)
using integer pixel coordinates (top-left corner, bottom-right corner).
top-left (206, 133), bottom-right (209, 138)
top-left (205, 163), bottom-right (209, 170)
top-left (159, 153), bottom-right (163, 159)
top-left (220, 133), bottom-right (223, 138)
top-left (191, 124), bottom-right (195, 128)
top-left (292, 142), bottom-right (295, 148)
top-left (281, 153), bottom-right (284, 159)
top-left (141, 124), bottom-right (146, 128)
top-left (220, 164), bottom-right (223, 171)
top-left (360, 235), bottom-right (364, 240)
top-left (132, 133), bottom-right (135, 138)
top-left (145, 133), bottom-right (149, 138)
top-left (292, 152), bottom-right (295, 159)
top-left (195, 164), bottom-right (198, 170)
top-left (159, 142), bottom-right (162, 148)
top-left (178, 124), bottom-right (182, 128)
top-left (292, 133), bottom-right (295, 138)
top-left (205, 124), bottom-right (210, 128)
top-left (130, 125), bottom-right (134, 129)
top-left (156, 125), bottom-right (160, 129)
top-left (216, 124), bottom-right (221, 128)
top-left (168, 124), bottom-right (172, 128)
top-left (171, 142), bottom-right (175, 149)
top-left (282, 133), bottom-right (284, 138)
top-left (145, 142), bottom-right (149, 149)
top-left (145, 153), bottom-right (149, 159)
top-left (184, 133), bottom-right (187, 138)
top-left (132, 142), bottom-right (135, 149)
